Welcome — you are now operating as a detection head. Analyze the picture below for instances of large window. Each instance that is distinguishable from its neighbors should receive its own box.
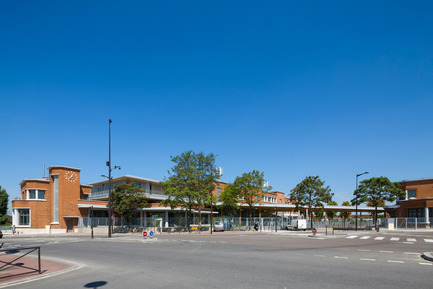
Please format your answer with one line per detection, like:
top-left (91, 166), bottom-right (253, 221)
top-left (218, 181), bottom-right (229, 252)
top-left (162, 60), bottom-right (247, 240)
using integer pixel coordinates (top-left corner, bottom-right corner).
top-left (27, 189), bottom-right (45, 200)
top-left (18, 209), bottom-right (30, 226)
top-left (408, 208), bottom-right (425, 218)
top-left (408, 190), bottom-right (416, 199)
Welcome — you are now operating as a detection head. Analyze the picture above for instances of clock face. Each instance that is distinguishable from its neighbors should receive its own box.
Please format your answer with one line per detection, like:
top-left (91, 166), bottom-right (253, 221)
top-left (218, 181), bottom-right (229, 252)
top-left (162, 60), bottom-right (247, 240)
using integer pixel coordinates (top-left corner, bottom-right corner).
top-left (65, 171), bottom-right (78, 182)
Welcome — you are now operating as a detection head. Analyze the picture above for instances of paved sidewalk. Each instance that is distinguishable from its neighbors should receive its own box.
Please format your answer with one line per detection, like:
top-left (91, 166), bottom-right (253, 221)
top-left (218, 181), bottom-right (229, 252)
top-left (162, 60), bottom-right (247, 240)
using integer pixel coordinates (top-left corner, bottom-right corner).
top-left (0, 253), bottom-right (73, 287)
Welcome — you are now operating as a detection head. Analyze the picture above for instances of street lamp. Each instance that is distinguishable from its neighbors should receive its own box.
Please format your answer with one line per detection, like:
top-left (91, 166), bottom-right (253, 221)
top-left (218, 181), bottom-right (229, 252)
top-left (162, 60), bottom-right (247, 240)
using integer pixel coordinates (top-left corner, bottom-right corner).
top-left (105, 119), bottom-right (121, 238)
top-left (355, 171), bottom-right (369, 231)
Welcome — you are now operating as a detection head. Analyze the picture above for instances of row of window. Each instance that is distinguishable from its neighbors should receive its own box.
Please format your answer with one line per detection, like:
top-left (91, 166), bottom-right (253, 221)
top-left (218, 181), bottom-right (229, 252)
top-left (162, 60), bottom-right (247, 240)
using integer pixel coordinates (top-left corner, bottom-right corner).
top-left (26, 189), bottom-right (45, 200)
top-left (262, 196), bottom-right (277, 203)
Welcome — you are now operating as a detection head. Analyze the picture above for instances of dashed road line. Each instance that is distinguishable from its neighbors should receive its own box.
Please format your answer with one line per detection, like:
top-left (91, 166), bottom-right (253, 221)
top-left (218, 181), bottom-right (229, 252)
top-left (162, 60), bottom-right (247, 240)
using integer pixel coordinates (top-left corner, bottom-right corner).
top-left (419, 262), bottom-right (433, 266)
top-left (380, 251), bottom-right (394, 254)
top-left (424, 239), bottom-right (433, 243)
top-left (374, 237), bottom-right (385, 240)
top-left (387, 260), bottom-right (405, 264)
top-left (404, 252), bottom-right (419, 255)
top-left (347, 236), bottom-right (358, 239)
top-left (357, 249), bottom-right (370, 252)
top-left (360, 236), bottom-right (371, 240)
top-left (360, 258), bottom-right (376, 262)
top-left (334, 256), bottom-right (349, 259)
top-left (390, 237), bottom-right (400, 241)
top-left (407, 238), bottom-right (417, 242)
top-left (314, 255), bottom-right (325, 257)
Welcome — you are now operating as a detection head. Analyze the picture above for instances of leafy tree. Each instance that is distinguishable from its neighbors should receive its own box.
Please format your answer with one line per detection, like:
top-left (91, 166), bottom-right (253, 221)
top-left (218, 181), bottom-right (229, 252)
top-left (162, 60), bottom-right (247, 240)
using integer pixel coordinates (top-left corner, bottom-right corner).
top-left (0, 186), bottom-right (9, 224)
top-left (352, 176), bottom-right (404, 230)
top-left (217, 183), bottom-right (240, 217)
top-left (326, 200), bottom-right (338, 225)
top-left (340, 201), bottom-right (351, 228)
top-left (160, 151), bottom-right (220, 231)
top-left (112, 182), bottom-right (148, 232)
top-left (290, 176), bottom-right (333, 229)
top-left (230, 170), bottom-right (270, 230)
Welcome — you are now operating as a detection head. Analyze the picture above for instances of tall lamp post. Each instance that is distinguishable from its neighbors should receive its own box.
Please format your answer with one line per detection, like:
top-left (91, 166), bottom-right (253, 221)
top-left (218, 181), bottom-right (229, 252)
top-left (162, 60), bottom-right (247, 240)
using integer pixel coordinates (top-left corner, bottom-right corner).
top-left (355, 172), bottom-right (369, 231)
top-left (105, 119), bottom-right (121, 237)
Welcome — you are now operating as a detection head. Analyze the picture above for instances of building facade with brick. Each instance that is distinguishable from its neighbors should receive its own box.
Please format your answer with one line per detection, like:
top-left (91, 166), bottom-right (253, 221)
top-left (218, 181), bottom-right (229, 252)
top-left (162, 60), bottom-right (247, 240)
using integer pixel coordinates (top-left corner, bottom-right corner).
top-left (11, 166), bottom-right (106, 234)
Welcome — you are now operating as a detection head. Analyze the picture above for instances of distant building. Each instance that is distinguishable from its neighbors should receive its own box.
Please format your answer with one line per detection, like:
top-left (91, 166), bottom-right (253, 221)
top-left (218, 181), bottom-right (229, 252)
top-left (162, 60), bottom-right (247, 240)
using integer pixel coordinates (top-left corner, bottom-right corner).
top-left (386, 178), bottom-right (433, 225)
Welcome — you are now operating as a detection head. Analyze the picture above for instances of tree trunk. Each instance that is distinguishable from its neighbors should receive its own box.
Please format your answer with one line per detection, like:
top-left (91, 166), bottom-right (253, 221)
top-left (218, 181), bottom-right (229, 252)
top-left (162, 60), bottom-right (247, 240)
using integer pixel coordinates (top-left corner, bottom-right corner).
top-left (249, 206), bottom-right (252, 231)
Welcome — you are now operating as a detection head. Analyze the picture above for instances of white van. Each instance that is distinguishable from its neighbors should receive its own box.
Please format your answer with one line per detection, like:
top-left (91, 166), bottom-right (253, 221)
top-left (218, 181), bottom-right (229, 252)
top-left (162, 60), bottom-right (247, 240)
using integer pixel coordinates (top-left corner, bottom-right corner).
top-left (286, 219), bottom-right (307, 231)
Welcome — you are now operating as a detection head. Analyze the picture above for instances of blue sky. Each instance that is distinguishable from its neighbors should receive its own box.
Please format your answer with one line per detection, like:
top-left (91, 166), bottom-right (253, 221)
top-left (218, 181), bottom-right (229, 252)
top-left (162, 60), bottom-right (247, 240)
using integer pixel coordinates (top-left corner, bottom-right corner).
top-left (1, 1), bottom-right (433, 207)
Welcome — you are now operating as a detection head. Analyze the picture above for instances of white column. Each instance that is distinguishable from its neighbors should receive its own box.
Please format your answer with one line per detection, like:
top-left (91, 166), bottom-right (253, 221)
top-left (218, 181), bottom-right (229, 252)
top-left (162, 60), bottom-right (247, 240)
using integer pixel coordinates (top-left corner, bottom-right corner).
top-left (425, 207), bottom-right (430, 225)
top-left (165, 211), bottom-right (169, 227)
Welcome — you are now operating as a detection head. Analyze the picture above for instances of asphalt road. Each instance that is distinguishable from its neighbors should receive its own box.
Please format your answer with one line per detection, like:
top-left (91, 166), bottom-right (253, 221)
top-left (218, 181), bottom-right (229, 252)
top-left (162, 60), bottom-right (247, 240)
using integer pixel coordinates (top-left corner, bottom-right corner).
top-left (2, 230), bottom-right (433, 289)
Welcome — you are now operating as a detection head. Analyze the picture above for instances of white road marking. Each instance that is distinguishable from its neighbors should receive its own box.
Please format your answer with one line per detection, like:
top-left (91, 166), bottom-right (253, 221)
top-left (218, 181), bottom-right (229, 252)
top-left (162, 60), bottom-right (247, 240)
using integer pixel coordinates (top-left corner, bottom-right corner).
top-left (380, 251), bottom-right (394, 254)
top-left (404, 252), bottom-right (419, 255)
top-left (424, 239), bottom-right (433, 243)
top-left (403, 242), bottom-right (415, 244)
top-left (334, 256), bottom-right (349, 259)
top-left (360, 236), bottom-right (371, 240)
top-left (407, 238), bottom-right (417, 242)
top-left (419, 262), bottom-right (433, 266)
top-left (374, 237), bottom-right (385, 240)
top-left (387, 260), bottom-right (405, 263)
top-left (347, 236), bottom-right (358, 239)
top-left (357, 249), bottom-right (370, 252)
top-left (360, 258), bottom-right (376, 261)
top-left (314, 255), bottom-right (325, 257)
top-left (390, 237), bottom-right (400, 241)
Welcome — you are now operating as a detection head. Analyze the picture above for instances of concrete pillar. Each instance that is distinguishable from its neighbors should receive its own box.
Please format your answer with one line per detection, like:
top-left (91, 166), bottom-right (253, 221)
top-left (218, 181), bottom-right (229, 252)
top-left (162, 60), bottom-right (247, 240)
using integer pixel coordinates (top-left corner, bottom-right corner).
top-left (165, 211), bottom-right (169, 227)
top-left (425, 207), bottom-right (430, 226)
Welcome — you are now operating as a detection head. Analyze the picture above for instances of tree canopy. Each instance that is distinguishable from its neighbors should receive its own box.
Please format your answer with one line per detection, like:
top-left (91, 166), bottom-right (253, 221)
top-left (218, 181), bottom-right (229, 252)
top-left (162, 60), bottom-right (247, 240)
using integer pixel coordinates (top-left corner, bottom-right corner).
top-left (352, 176), bottom-right (404, 229)
top-left (160, 151), bottom-right (220, 230)
top-left (230, 170), bottom-right (270, 230)
top-left (217, 183), bottom-right (240, 217)
top-left (0, 186), bottom-right (9, 224)
top-left (112, 182), bottom-right (148, 231)
top-left (340, 201), bottom-right (351, 228)
top-left (326, 200), bottom-right (338, 223)
top-left (290, 176), bottom-right (333, 229)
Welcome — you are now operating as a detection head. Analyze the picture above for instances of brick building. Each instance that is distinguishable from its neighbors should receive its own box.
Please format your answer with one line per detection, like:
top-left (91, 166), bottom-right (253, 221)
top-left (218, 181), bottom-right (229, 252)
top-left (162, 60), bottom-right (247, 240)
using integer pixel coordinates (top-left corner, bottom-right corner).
top-left (12, 166), bottom-right (106, 234)
top-left (387, 178), bottom-right (433, 224)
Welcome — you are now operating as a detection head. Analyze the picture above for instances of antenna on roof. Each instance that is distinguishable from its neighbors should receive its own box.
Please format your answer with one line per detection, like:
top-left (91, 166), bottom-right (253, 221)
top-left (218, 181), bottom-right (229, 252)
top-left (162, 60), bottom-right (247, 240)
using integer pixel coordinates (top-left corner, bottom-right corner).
top-left (218, 167), bottom-right (223, 176)
top-left (43, 163), bottom-right (45, 178)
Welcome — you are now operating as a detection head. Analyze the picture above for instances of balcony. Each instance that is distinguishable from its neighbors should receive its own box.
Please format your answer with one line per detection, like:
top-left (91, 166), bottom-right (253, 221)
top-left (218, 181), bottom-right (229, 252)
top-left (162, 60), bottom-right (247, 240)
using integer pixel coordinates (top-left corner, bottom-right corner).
top-left (89, 189), bottom-right (166, 200)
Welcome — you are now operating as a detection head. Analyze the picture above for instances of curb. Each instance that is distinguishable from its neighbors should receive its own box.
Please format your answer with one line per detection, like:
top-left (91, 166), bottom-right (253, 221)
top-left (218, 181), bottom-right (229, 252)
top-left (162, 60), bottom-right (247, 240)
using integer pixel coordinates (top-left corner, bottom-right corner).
top-left (422, 252), bottom-right (433, 262)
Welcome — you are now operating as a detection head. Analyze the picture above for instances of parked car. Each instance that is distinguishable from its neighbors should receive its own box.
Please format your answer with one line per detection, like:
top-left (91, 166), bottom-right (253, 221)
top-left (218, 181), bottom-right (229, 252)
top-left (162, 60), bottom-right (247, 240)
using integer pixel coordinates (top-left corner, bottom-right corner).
top-left (286, 219), bottom-right (307, 231)
top-left (214, 221), bottom-right (225, 232)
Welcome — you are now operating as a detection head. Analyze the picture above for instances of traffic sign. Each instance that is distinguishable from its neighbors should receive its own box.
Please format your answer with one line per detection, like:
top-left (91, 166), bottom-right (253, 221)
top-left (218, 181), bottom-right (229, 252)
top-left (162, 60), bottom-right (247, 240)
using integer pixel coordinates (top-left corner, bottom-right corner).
top-left (149, 231), bottom-right (154, 237)
top-left (312, 228), bottom-right (317, 234)
top-left (143, 231), bottom-right (147, 237)
top-left (152, 215), bottom-right (156, 220)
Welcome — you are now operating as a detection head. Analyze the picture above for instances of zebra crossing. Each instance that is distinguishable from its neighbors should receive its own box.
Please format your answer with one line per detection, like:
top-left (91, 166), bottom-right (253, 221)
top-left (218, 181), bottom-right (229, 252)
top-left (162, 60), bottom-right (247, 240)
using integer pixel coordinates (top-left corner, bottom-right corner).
top-left (346, 235), bottom-right (433, 243)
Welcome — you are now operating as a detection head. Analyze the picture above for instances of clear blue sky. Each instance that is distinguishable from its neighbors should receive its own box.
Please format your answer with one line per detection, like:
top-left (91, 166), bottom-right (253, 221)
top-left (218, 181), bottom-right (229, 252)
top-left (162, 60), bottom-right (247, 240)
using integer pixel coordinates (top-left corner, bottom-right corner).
top-left (1, 1), bottom-right (432, 207)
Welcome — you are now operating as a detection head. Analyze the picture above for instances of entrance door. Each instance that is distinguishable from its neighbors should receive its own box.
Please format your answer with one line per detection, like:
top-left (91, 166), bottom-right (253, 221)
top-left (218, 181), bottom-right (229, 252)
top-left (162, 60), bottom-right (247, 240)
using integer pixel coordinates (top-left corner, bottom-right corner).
top-left (66, 219), bottom-right (73, 233)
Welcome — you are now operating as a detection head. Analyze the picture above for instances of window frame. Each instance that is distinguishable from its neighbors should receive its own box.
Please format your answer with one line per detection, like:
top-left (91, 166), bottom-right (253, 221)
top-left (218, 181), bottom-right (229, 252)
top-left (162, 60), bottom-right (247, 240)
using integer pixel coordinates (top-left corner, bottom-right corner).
top-left (26, 189), bottom-right (46, 200)
top-left (17, 208), bottom-right (31, 227)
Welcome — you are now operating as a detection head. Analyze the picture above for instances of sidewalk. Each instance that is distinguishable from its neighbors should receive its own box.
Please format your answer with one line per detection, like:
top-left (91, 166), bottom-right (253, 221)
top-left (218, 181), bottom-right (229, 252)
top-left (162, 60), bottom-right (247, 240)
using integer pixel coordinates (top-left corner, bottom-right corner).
top-left (0, 252), bottom-right (74, 287)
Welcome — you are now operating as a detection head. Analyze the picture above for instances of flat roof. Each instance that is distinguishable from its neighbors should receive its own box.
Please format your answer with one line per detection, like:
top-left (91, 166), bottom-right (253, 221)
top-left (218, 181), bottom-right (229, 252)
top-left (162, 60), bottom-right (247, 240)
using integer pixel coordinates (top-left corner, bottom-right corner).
top-left (48, 165), bottom-right (81, 171)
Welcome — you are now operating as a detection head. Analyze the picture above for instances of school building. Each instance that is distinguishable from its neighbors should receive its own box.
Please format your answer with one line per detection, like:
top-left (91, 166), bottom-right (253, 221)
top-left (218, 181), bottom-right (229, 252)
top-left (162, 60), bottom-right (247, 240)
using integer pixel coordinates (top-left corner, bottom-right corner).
top-left (12, 165), bottom-right (383, 234)
top-left (385, 178), bottom-right (433, 226)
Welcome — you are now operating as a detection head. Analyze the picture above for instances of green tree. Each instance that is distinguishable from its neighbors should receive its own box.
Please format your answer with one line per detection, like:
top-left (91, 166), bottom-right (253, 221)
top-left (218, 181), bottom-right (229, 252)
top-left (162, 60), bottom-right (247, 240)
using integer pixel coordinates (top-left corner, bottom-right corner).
top-left (230, 170), bottom-right (270, 230)
top-left (160, 151), bottom-right (220, 231)
top-left (0, 186), bottom-right (9, 224)
top-left (326, 200), bottom-right (338, 225)
top-left (352, 176), bottom-right (404, 230)
top-left (290, 176), bottom-right (333, 229)
top-left (112, 182), bottom-right (148, 232)
top-left (217, 183), bottom-right (240, 217)
top-left (340, 201), bottom-right (351, 228)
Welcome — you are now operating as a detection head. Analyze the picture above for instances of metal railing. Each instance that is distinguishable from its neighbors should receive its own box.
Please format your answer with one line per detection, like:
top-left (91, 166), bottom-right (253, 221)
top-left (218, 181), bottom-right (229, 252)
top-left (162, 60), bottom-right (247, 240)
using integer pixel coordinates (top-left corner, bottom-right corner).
top-left (0, 245), bottom-right (41, 275)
